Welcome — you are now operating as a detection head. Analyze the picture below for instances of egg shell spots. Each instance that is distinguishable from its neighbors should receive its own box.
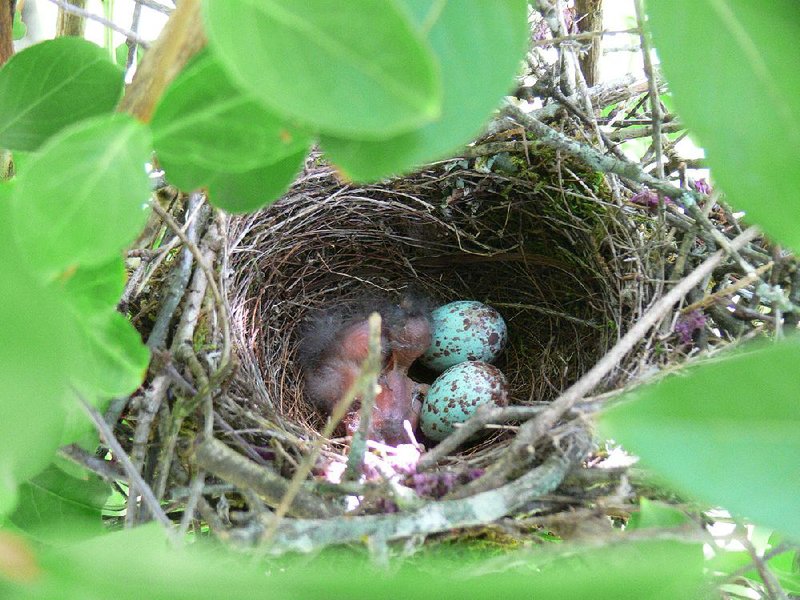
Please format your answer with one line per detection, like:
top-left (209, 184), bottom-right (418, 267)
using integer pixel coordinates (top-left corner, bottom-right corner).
top-left (420, 301), bottom-right (507, 372)
top-left (420, 361), bottom-right (509, 441)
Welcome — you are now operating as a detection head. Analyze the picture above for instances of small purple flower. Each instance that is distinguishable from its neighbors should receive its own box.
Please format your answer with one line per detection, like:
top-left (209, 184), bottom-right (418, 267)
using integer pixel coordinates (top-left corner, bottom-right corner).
top-left (533, 19), bottom-right (550, 41)
top-left (674, 310), bottom-right (706, 344)
top-left (631, 188), bottom-right (674, 210)
top-left (409, 473), bottom-right (439, 497)
top-left (466, 468), bottom-right (485, 482)
top-left (631, 188), bottom-right (659, 208)
top-left (692, 179), bottom-right (712, 195)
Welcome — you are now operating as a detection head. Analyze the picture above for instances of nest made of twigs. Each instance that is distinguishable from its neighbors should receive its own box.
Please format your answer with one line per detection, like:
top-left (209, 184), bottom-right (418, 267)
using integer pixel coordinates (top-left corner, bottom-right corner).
top-left (222, 148), bottom-right (654, 468)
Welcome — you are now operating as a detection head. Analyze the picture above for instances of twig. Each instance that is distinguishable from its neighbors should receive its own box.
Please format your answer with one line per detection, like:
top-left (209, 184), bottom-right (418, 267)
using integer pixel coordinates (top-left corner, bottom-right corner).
top-left (419, 405), bottom-right (547, 468)
top-left (490, 74), bottom-right (654, 136)
top-left (125, 1), bottom-right (142, 75)
top-left (681, 261), bottom-right (773, 313)
top-left (193, 436), bottom-right (340, 518)
top-left (532, 28), bottom-right (640, 47)
top-left (147, 192), bottom-right (205, 349)
top-left (177, 469), bottom-right (206, 537)
top-left (451, 226), bottom-right (760, 497)
top-left (728, 542), bottom-right (797, 580)
top-left (126, 374), bottom-right (169, 525)
top-left (196, 497), bottom-right (230, 539)
top-left (550, 87), bottom-right (627, 160)
top-left (148, 216), bottom-right (223, 502)
top-left (607, 121), bottom-right (684, 142)
top-left (45, 0), bottom-right (151, 46)
top-left (133, 0), bottom-right (172, 15)
top-left (214, 411), bottom-right (269, 466)
top-left (634, 0), bottom-right (664, 180)
top-left (740, 533), bottom-right (789, 600)
top-left (78, 395), bottom-right (178, 544)
top-left (128, 192), bottom-right (206, 305)
top-left (502, 101), bottom-right (685, 201)
top-left (59, 443), bottom-right (125, 483)
top-left (170, 483), bottom-right (236, 500)
top-left (345, 313), bottom-right (383, 480)
top-left (502, 101), bottom-right (770, 275)
top-left (150, 201), bottom-right (231, 373)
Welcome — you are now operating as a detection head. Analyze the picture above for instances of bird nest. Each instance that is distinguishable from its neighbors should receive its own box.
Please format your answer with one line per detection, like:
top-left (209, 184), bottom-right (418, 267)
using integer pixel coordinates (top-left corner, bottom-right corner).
top-left (119, 121), bottom-right (773, 551)
top-left (222, 150), bottom-right (651, 478)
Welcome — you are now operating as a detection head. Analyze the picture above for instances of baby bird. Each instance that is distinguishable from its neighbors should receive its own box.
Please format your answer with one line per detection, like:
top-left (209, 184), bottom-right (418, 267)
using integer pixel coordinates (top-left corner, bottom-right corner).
top-left (298, 295), bottom-right (431, 445)
top-left (374, 296), bottom-right (432, 443)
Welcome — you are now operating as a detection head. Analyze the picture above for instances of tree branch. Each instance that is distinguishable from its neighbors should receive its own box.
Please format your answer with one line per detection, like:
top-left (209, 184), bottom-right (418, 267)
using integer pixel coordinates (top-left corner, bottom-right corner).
top-left (229, 429), bottom-right (591, 554)
top-left (117, 0), bottom-right (204, 122)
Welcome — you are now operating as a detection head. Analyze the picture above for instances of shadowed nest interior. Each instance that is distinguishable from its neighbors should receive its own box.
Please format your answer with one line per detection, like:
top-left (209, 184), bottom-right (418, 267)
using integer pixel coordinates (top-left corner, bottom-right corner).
top-left (224, 151), bottom-right (653, 465)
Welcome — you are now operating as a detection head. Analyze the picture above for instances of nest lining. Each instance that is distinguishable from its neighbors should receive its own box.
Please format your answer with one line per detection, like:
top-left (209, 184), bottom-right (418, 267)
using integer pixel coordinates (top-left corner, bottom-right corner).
top-left (224, 151), bottom-right (652, 467)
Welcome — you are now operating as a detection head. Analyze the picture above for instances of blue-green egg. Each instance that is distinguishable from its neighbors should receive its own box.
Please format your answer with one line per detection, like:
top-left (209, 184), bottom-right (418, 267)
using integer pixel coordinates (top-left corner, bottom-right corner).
top-left (420, 361), bottom-right (509, 441)
top-left (420, 300), bottom-right (507, 372)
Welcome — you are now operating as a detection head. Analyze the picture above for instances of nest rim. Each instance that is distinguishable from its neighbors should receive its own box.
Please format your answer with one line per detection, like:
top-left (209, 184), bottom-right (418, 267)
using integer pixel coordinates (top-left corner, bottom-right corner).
top-left (222, 151), bottom-right (653, 470)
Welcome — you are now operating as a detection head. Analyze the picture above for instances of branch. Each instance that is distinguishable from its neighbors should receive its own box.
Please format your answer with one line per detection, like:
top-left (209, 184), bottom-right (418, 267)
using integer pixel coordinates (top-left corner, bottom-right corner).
top-left (0, 0), bottom-right (13, 67)
top-left (419, 405), bottom-right (547, 468)
top-left (55, 0), bottom-right (86, 37)
top-left (229, 429), bottom-right (591, 554)
top-left (46, 0), bottom-right (150, 46)
top-left (193, 436), bottom-right (341, 519)
top-left (133, 0), bottom-right (172, 16)
top-left (78, 395), bottom-right (178, 544)
top-left (147, 192), bottom-right (206, 349)
top-left (633, 0), bottom-right (665, 179)
top-left (501, 101), bottom-right (770, 276)
top-left (150, 200), bottom-right (231, 373)
top-left (501, 101), bottom-right (684, 200)
top-left (125, 374), bottom-right (169, 525)
top-left (117, 0), bottom-right (205, 122)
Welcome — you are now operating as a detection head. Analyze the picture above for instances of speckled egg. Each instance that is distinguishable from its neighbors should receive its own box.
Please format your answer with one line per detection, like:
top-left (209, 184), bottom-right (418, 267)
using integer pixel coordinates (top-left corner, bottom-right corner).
top-left (420, 361), bottom-right (509, 441)
top-left (420, 301), bottom-right (507, 372)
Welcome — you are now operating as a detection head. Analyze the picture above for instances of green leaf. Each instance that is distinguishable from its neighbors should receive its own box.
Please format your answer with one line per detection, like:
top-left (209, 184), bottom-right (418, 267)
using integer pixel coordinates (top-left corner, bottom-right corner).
top-left (152, 50), bottom-right (311, 190)
top-left (12, 9), bottom-right (26, 40)
top-left (600, 340), bottom-right (800, 539)
top-left (9, 529), bottom-right (703, 600)
top-left (11, 114), bottom-right (152, 279)
top-left (644, 0), bottom-right (800, 252)
top-left (0, 38), bottom-right (123, 151)
top-left (206, 147), bottom-right (307, 214)
top-left (10, 464), bottom-right (109, 544)
top-left (764, 550), bottom-right (800, 594)
top-left (762, 534), bottom-right (800, 593)
top-left (627, 498), bottom-right (690, 530)
top-left (61, 257), bottom-right (126, 316)
top-left (202, 0), bottom-right (441, 139)
top-left (58, 259), bottom-right (148, 434)
top-left (0, 201), bottom-right (80, 518)
top-left (52, 258), bottom-right (147, 448)
top-left (321, 0), bottom-right (529, 181)
top-left (69, 311), bottom-right (150, 404)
